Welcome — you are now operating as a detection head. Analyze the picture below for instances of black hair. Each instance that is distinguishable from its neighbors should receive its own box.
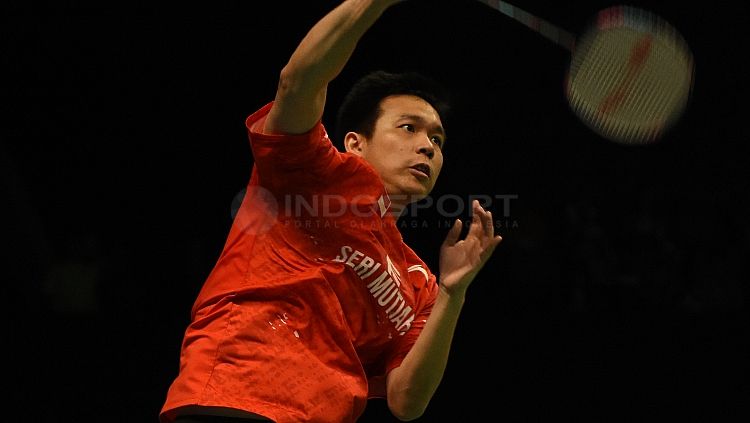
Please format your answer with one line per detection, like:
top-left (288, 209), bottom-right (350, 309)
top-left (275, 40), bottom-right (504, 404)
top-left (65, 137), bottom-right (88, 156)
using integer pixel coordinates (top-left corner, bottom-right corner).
top-left (333, 70), bottom-right (451, 148)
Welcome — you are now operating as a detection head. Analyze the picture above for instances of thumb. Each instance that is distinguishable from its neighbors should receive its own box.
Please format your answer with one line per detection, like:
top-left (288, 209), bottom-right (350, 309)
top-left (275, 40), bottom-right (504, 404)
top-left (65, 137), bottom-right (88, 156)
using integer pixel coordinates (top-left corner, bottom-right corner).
top-left (442, 219), bottom-right (462, 247)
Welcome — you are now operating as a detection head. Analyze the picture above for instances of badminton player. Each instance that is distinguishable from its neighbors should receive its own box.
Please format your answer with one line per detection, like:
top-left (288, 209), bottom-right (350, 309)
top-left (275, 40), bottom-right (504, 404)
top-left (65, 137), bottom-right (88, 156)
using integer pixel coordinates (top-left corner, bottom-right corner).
top-left (159, 1), bottom-right (502, 422)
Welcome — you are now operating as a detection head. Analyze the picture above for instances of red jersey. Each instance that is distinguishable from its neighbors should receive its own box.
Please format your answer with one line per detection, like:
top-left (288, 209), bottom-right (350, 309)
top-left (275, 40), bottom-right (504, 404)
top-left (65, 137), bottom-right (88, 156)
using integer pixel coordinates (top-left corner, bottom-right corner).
top-left (160, 102), bottom-right (438, 423)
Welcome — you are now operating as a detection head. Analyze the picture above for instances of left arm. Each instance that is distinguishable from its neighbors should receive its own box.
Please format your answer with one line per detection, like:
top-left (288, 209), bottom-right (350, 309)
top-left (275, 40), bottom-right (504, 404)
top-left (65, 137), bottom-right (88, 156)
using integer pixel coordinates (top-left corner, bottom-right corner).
top-left (386, 200), bottom-right (503, 421)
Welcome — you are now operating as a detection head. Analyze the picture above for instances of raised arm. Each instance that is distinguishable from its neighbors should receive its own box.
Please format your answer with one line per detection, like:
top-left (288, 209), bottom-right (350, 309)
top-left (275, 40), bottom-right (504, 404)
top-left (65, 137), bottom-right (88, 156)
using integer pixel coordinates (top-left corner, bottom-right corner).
top-left (262, 0), bottom-right (403, 135)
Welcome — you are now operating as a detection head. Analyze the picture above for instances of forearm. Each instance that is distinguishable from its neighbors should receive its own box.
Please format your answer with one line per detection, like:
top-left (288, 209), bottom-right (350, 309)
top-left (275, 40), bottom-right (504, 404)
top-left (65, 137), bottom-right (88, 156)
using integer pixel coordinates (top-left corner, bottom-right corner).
top-left (286, 0), bottom-right (397, 89)
top-left (387, 204), bottom-right (503, 419)
top-left (386, 286), bottom-right (467, 420)
top-left (265, 0), bottom-right (401, 134)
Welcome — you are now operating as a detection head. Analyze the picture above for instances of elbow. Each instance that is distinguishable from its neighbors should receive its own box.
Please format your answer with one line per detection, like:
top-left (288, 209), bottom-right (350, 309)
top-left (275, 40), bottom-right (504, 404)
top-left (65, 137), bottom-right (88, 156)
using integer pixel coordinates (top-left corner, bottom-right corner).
top-left (390, 405), bottom-right (427, 422)
top-left (387, 394), bottom-right (429, 422)
top-left (385, 367), bottom-right (438, 420)
top-left (275, 65), bottom-right (326, 107)
top-left (276, 63), bottom-right (324, 97)
top-left (275, 65), bottom-right (298, 97)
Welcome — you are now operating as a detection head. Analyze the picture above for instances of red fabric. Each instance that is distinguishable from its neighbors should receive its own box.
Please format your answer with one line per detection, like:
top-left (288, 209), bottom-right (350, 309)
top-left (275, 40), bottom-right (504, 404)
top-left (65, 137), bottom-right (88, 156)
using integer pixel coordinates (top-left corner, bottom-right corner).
top-left (160, 102), bottom-right (438, 423)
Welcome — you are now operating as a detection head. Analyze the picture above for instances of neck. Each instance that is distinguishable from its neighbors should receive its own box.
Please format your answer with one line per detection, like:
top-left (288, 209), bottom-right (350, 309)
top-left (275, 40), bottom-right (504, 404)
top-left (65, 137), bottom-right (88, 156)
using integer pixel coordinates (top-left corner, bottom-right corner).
top-left (388, 203), bottom-right (406, 217)
top-left (386, 194), bottom-right (425, 218)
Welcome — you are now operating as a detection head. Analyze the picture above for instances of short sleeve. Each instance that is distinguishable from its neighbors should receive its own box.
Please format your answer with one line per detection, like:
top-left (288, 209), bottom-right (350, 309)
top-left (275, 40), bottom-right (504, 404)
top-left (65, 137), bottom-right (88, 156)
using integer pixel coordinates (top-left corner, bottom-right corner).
top-left (245, 102), bottom-right (341, 188)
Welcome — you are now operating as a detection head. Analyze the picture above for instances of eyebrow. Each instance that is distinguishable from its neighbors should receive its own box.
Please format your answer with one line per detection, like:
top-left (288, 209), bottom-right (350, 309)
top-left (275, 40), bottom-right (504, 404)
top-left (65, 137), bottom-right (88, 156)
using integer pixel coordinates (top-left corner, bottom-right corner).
top-left (397, 114), bottom-right (447, 139)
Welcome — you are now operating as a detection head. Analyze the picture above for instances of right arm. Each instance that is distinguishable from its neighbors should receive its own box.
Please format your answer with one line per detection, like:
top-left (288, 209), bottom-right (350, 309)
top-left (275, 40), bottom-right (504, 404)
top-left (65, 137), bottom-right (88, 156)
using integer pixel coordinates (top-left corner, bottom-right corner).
top-left (262, 0), bottom-right (403, 136)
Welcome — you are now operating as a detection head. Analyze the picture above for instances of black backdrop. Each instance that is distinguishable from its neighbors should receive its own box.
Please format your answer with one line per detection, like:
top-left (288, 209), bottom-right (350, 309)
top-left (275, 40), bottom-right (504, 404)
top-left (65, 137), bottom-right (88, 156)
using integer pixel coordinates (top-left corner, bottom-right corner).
top-left (4, 1), bottom-right (749, 421)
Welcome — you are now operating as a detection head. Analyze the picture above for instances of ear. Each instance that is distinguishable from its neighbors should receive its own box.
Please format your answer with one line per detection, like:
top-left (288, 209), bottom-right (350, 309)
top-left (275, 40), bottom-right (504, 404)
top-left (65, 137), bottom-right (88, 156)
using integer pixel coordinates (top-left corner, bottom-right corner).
top-left (344, 132), bottom-right (366, 157)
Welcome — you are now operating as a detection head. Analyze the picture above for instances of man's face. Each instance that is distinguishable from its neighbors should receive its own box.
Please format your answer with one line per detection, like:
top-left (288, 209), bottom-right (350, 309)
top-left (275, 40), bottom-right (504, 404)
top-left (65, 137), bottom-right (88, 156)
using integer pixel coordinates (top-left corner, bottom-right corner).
top-left (346, 95), bottom-right (445, 203)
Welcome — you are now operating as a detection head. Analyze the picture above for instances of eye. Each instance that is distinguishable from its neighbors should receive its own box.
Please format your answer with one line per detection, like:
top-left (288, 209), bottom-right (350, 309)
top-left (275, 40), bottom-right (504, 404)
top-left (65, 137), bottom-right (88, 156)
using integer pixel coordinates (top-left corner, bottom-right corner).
top-left (400, 124), bottom-right (416, 133)
top-left (431, 136), bottom-right (445, 148)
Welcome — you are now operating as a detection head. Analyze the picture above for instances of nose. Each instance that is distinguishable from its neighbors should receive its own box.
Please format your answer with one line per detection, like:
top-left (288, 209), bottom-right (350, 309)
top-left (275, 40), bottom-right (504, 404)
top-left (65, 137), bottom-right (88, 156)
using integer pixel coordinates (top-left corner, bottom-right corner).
top-left (416, 136), bottom-right (435, 159)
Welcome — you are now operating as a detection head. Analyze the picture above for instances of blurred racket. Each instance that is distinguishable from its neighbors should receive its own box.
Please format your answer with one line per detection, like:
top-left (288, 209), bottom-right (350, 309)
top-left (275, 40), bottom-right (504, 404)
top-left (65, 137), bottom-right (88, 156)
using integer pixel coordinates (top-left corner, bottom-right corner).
top-left (476, 0), bottom-right (695, 145)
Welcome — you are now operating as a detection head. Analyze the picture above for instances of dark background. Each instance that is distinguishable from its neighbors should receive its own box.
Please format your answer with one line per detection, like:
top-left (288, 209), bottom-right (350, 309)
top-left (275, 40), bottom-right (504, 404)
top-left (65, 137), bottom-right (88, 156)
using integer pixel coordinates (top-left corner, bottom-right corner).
top-left (3, 1), bottom-right (749, 421)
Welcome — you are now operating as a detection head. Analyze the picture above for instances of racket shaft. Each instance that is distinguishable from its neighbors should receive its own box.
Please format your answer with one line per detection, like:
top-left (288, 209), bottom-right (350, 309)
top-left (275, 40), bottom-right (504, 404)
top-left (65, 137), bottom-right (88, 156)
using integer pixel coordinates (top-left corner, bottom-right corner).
top-left (477, 0), bottom-right (576, 51)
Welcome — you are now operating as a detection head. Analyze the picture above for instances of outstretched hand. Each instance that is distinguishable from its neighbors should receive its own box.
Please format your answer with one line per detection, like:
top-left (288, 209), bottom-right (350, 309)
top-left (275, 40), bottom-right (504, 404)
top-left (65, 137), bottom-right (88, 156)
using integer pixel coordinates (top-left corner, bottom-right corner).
top-left (438, 200), bottom-right (503, 296)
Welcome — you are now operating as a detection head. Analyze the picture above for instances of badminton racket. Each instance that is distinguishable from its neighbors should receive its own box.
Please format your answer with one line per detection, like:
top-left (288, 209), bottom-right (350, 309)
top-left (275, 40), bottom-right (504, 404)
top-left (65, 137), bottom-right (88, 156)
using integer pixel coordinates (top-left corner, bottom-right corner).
top-left (476, 0), bottom-right (695, 145)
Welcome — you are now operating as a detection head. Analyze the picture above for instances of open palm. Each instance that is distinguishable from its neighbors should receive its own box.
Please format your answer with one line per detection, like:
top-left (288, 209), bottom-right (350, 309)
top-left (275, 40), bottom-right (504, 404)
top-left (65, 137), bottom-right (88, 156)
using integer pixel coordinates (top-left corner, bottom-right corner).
top-left (439, 200), bottom-right (503, 294)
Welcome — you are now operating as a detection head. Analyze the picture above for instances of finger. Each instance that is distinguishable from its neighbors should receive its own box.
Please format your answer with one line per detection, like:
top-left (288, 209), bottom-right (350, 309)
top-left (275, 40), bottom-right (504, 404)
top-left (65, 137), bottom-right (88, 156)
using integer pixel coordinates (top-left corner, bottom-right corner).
top-left (442, 218), bottom-right (463, 247)
top-left (489, 233), bottom-right (503, 249)
top-left (480, 208), bottom-right (494, 239)
top-left (483, 234), bottom-right (504, 258)
top-left (467, 201), bottom-right (484, 239)
top-left (470, 200), bottom-right (494, 240)
top-left (476, 235), bottom-right (503, 266)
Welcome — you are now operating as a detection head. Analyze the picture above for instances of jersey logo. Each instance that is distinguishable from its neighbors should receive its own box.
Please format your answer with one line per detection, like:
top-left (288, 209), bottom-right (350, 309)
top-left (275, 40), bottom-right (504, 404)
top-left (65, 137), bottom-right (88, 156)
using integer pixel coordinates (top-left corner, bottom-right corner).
top-left (334, 245), bottom-right (416, 335)
top-left (377, 194), bottom-right (390, 217)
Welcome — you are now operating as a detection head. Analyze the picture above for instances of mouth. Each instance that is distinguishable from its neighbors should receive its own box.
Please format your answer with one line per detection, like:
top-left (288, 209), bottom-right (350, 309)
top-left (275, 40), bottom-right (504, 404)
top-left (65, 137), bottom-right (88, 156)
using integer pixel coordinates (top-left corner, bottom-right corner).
top-left (409, 163), bottom-right (431, 179)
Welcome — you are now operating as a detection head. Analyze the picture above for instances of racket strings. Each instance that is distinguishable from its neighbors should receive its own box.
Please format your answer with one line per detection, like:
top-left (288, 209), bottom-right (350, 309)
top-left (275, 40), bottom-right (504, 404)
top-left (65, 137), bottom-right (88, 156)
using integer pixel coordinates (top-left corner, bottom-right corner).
top-left (477, 1), bottom-right (694, 144)
top-left (567, 9), bottom-right (694, 144)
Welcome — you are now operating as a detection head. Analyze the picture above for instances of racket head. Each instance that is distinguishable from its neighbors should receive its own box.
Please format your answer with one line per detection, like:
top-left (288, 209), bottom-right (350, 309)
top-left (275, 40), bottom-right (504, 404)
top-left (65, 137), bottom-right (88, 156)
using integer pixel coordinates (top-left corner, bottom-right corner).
top-left (565, 6), bottom-right (695, 145)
